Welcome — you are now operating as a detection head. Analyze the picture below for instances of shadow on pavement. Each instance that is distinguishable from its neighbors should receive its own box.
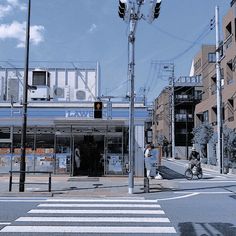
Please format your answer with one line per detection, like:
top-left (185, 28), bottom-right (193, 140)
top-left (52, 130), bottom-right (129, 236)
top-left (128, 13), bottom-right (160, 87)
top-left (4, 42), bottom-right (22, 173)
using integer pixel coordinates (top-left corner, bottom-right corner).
top-left (178, 222), bottom-right (236, 236)
top-left (158, 166), bottom-right (185, 179)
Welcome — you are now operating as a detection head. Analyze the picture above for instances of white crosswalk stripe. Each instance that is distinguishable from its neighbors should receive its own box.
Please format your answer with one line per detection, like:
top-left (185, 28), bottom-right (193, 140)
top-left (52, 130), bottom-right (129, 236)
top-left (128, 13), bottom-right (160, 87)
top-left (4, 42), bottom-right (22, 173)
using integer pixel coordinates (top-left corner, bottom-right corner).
top-left (0, 198), bottom-right (177, 234)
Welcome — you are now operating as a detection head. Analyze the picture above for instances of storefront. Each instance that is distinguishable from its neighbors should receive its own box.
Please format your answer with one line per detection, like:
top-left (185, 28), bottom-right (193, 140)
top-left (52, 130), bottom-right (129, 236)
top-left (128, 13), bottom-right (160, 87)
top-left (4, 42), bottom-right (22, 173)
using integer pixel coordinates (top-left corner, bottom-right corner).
top-left (0, 65), bottom-right (149, 176)
top-left (0, 103), bottom-right (148, 177)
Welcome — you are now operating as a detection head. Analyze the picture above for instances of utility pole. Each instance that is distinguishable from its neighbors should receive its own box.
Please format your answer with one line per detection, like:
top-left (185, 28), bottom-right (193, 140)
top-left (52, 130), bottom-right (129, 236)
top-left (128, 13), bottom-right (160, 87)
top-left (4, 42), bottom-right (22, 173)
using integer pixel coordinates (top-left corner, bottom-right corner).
top-left (19, 0), bottom-right (31, 192)
top-left (118, 0), bottom-right (162, 194)
top-left (171, 65), bottom-right (175, 159)
top-left (215, 5), bottom-right (223, 174)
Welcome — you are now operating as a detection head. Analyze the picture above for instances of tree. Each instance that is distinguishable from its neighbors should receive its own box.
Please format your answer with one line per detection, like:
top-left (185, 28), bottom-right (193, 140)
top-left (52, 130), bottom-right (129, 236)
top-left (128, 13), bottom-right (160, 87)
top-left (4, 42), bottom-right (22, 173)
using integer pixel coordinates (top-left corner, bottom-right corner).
top-left (192, 123), bottom-right (214, 163)
top-left (223, 126), bottom-right (236, 165)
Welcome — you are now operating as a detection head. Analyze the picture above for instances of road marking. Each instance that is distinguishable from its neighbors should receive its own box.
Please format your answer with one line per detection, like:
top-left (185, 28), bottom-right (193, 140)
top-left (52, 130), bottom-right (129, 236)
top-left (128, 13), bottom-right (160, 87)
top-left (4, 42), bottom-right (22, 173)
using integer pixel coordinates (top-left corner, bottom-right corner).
top-left (0, 197), bottom-right (47, 202)
top-left (16, 216), bottom-right (170, 223)
top-left (179, 180), bottom-right (236, 183)
top-left (0, 222), bottom-right (11, 225)
top-left (38, 203), bottom-right (161, 208)
top-left (1, 226), bottom-right (176, 233)
top-left (28, 209), bottom-right (165, 214)
top-left (46, 198), bottom-right (158, 203)
top-left (174, 191), bottom-right (231, 194)
top-left (156, 193), bottom-right (199, 201)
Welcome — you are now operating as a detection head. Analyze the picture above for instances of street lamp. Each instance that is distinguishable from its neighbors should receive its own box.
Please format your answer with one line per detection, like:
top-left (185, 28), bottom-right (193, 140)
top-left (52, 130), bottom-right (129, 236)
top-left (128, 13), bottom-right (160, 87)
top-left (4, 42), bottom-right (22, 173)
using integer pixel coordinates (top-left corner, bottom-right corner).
top-left (118, 0), bottom-right (162, 194)
top-left (19, 0), bottom-right (31, 192)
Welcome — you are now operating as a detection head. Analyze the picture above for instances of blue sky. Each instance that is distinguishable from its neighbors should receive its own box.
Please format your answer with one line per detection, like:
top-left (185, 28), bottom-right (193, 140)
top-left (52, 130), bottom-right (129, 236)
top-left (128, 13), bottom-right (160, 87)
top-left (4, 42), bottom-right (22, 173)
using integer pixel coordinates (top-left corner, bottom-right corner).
top-left (0, 0), bottom-right (230, 102)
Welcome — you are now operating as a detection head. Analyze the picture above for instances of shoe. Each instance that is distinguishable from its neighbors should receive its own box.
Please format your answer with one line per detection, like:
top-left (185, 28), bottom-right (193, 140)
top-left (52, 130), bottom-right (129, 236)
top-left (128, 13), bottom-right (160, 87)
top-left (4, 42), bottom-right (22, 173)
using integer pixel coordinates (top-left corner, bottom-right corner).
top-left (155, 174), bottom-right (163, 180)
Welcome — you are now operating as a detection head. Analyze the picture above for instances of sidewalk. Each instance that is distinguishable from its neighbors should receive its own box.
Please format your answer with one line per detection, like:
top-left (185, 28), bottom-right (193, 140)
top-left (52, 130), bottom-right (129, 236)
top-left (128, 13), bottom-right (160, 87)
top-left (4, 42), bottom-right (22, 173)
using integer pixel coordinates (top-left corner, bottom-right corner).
top-left (0, 174), bottom-right (176, 198)
top-left (1, 158), bottom-right (234, 198)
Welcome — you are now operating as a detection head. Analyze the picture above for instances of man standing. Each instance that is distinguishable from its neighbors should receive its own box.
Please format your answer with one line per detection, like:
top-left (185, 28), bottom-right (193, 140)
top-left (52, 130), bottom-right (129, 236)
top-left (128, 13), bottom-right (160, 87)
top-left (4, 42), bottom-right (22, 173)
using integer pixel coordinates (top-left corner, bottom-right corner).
top-left (144, 144), bottom-right (163, 179)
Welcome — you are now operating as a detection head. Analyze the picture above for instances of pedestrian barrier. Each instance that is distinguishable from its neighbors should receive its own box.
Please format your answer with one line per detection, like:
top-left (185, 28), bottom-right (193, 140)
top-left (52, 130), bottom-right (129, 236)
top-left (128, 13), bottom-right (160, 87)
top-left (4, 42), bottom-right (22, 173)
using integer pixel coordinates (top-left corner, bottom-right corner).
top-left (9, 171), bottom-right (52, 192)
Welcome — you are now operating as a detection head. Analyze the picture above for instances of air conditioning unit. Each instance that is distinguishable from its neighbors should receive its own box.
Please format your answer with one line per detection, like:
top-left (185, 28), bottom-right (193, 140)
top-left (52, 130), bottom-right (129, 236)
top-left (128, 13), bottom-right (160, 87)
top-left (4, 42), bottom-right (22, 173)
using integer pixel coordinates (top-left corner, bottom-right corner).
top-left (74, 89), bottom-right (87, 101)
top-left (30, 69), bottom-right (50, 100)
top-left (53, 86), bottom-right (70, 101)
top-left (7, 77), bottom-right (19, 102)
top-left (30, 86), bottom-right (50, 100)
top-left (32, 69), bottom-right (50, 86)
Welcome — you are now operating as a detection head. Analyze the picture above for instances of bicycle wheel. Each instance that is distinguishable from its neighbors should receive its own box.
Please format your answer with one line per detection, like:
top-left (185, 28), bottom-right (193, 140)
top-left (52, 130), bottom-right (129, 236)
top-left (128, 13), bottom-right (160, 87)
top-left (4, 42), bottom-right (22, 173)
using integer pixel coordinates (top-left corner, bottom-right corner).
top-left (185, 169), bottom-right (193, 180)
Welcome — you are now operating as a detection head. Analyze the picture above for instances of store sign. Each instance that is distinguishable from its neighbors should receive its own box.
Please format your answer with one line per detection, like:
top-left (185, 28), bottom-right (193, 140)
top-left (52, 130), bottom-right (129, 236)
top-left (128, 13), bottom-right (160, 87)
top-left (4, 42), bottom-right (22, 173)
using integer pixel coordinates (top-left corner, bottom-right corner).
top-left (65, 110), bottom-right (93, 118)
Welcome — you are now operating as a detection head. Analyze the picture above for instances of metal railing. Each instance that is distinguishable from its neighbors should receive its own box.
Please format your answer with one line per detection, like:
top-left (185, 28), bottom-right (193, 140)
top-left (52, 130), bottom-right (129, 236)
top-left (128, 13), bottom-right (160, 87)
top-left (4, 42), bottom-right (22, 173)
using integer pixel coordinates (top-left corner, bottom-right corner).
top-left (9, 170), bottom-right (52, 192)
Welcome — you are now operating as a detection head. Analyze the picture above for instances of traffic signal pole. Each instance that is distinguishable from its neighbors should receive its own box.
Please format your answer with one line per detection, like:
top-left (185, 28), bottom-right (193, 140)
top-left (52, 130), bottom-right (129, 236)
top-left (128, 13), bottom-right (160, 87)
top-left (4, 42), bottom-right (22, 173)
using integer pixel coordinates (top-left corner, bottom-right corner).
top-left (128, 1), bottom-right (142, 194)
top-left (118, 0), bottom-right (162, 194)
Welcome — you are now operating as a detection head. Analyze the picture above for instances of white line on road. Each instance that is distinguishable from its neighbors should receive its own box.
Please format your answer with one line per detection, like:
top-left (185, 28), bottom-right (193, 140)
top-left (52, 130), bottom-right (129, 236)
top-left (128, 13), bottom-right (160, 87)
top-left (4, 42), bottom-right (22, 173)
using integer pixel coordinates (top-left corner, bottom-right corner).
top-left (38, 203), bottom-right (161, 208)
top-left (0, 198), bottom-right (47, 202)
top-left (174, 191), bottom-right (232, 194)
top-left (28, 209), bottom-right (165, 215)
top-left (0, 222), bottom-right (11, 225)
top-left (16, 216), bottom-right (170, 223)
top-left (46, 198), bottom-right (158, 203)
top-left (156, 193), bottom-right (199, 201)
top-left (1, 226), bottom-right (176, 234)
top-left (179, 180), bottom-right (236, 183)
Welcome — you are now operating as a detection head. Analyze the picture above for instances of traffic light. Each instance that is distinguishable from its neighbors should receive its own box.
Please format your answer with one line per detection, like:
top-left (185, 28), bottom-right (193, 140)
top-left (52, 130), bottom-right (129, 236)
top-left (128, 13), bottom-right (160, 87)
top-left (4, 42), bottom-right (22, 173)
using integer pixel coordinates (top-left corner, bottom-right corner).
top-left (94, 101), bottom-right (103, 119)
top-left (153, 0), bottom-right (161, 19)
top-left (118, 0), bottom-right (127, 19)
top-left (147, 0), bottom-right (162, 23)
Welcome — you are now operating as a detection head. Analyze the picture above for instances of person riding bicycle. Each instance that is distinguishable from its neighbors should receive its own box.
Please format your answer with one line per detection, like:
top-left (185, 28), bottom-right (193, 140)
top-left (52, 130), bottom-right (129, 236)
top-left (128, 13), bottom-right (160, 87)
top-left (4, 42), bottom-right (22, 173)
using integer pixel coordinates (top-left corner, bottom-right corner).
top-left (189, 146), bottom-right (201, 171)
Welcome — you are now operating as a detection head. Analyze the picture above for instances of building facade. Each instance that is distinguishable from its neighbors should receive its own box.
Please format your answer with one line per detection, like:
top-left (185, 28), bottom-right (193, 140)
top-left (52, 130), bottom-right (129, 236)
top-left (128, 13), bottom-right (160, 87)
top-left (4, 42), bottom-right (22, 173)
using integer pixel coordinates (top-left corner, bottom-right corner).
top-left (0, 62), bottom-right (149, 177)
top-left (153, 76), bottom-right (202, 159)
top-left (194, 1), bottom-right (236, 168)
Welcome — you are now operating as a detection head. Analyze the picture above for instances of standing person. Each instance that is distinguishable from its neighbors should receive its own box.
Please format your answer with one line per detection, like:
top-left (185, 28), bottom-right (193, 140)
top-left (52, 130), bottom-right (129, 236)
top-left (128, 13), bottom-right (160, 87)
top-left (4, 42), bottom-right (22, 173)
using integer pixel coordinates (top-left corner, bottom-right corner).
top-left (74, 147), bottom-right (81, 169)
top-left (144, 144), bottom-right (152, 178)
top-left (144, 144), bottom-right (163, 179)
top-left (189, 147), bottom-right (201, 170)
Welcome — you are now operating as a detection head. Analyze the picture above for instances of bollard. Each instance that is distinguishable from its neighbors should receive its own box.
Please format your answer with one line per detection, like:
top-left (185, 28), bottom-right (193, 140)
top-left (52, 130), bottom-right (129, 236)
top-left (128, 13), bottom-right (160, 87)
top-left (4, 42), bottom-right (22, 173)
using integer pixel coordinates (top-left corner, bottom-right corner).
top-left (144, 177), bottom-right (149, 193)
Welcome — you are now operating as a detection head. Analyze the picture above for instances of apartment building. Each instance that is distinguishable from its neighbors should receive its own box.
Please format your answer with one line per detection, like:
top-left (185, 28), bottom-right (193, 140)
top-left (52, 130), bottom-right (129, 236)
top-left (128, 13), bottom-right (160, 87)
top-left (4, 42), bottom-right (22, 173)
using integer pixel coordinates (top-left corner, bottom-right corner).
top-left (194, 1), bottom-right (236, 168)
top-left (153, 76), bottom-right (202, 159)
top-left (195, 1), bottom-right (236, 130)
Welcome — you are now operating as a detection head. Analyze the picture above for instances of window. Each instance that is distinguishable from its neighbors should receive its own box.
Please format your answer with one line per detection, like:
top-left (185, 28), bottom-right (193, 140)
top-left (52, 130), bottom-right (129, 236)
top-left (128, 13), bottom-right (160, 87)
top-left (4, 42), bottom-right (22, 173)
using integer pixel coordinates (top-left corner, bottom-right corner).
top-left (203, 111), bottom-right (209, 122)
top-left (208, 53), bottom-right (216, 63)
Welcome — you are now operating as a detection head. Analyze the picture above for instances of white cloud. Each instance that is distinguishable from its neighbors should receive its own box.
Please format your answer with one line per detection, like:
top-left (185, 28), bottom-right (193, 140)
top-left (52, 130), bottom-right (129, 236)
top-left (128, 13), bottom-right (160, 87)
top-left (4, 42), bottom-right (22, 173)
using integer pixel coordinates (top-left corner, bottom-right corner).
top-left (0, 0), bottom-right (26, 18)
top-left (88, 23), bottom-right (97, 34)
top-left (0, 21), bottom-right (44, 48)
top-left (7, 0), bottom-right (26, 11)
top-left (0, 4), bottom-right (12, 18)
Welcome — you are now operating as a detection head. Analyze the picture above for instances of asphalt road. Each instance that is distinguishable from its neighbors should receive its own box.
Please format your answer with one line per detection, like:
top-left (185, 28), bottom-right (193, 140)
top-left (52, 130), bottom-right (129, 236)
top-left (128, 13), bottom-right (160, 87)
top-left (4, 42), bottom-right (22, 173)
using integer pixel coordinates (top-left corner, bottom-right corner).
top-left (0, 160), bottom-right (236, 236)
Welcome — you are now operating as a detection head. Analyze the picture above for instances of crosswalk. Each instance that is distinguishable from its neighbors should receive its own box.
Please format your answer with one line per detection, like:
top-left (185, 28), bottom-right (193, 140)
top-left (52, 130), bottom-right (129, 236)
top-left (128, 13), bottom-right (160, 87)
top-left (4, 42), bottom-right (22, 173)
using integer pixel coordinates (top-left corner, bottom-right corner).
top-left (0, 198), bottom-right (176, 235)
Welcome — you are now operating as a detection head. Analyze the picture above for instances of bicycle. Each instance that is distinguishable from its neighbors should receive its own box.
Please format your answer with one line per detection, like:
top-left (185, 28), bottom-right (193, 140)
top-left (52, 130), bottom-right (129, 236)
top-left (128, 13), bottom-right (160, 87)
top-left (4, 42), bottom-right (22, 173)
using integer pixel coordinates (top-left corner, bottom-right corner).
top-left (184, 163), bottom-right (203, 180)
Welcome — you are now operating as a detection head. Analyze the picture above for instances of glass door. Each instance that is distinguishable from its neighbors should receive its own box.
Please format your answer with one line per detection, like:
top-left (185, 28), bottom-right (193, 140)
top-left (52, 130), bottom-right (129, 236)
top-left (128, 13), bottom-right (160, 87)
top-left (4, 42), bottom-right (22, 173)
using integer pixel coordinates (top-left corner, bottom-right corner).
top-left (55, 135), bottom-right (72, 174)
top-left (104, 133), bottom-right (124, 175)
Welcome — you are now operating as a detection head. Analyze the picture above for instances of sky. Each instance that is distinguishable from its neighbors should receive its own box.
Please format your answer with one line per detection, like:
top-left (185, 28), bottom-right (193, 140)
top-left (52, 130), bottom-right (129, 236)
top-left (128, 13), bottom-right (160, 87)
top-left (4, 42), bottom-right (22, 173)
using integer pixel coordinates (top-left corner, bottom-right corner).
top-left (0, 0), bottom-right (230, 103)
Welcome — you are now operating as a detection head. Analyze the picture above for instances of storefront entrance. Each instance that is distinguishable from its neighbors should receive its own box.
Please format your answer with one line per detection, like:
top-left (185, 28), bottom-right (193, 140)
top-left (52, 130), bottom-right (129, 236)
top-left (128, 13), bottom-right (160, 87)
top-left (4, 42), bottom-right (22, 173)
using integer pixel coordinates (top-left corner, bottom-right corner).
top-left (73, 135), bottom-right (104, 176)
